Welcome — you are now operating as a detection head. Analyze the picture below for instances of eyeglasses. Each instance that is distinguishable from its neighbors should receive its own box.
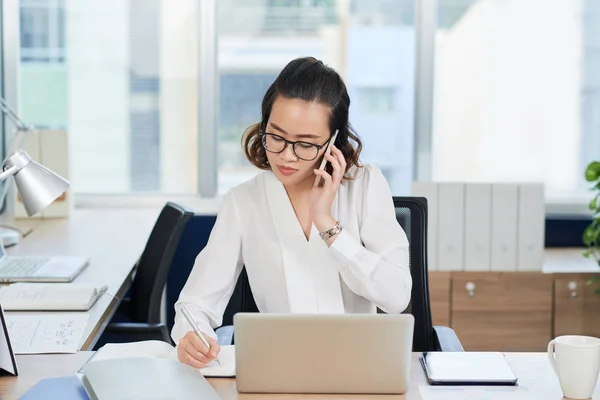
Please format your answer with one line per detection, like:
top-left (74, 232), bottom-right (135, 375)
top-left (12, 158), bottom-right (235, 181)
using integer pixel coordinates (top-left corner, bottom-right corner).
top-left (260, 130), bottom-right (332, 161)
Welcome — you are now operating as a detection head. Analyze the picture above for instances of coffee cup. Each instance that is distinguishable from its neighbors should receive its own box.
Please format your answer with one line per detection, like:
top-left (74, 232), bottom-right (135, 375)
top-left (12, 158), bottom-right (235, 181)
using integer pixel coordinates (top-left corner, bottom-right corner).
top-left (548, 335), bottom-right (600, 399)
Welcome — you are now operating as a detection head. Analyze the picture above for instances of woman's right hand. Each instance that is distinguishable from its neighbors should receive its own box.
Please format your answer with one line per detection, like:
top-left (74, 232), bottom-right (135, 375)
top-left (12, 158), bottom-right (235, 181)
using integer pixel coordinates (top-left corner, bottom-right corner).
top-left (177, 330), bottom-right (221, 368)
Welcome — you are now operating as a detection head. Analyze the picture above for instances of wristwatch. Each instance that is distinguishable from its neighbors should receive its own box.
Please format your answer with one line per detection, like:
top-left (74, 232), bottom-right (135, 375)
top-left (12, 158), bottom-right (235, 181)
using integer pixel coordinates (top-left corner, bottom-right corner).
top-left (319, 221), bottom-right (343, 241)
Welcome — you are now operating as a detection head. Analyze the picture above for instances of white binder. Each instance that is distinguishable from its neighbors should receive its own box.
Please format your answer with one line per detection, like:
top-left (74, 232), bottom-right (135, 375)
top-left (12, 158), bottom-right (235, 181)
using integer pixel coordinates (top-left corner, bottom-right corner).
top-left (411, 182), bottom-right (438, 271)
top-left (437, 183), bottom-right (465, 271)
top-left (464, 183), bottom-right (492, 271)
top-left (517, 183), bottom-right (545, 271)
top-left (491, 184), bottom-right (518, 271)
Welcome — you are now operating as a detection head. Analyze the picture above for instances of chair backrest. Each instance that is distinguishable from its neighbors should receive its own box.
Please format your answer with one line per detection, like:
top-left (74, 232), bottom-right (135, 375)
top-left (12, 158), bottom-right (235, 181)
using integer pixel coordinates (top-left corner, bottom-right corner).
top-left (129, 202), bottom-right (194, 324)
top-left (225, 196), bottom-right (436, 351)
top-left (392, 196), bottom-right (435, 352)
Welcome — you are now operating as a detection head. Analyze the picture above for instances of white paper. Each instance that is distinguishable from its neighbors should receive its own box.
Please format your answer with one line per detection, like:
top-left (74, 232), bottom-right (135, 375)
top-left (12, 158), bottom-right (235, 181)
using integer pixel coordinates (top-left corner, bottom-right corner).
top-left (88, 340), bottom-right (236, 377)
top-left (199, 345), bottom-right (236, 377)
top-left (5, 313), bottom-right (89, 354)
top-left (419, 386), bottom-right (533, 400)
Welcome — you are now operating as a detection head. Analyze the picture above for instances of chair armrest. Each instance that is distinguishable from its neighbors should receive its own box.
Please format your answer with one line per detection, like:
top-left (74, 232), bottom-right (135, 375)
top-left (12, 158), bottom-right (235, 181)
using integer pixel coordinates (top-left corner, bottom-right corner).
top-left (105, 322), bottom-right (171, 344)
top-left (433, 326), bottom-right (464, 352)
top-left (215, 325), bottom-right (234, 346)
top-left (106, 322), bottom-right (166, 333)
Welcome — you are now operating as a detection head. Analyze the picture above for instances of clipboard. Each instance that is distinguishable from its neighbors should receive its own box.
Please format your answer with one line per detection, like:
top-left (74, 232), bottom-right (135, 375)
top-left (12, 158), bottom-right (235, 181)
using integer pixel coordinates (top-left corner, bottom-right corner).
top-left (0, 304), bottom-right (19, 376)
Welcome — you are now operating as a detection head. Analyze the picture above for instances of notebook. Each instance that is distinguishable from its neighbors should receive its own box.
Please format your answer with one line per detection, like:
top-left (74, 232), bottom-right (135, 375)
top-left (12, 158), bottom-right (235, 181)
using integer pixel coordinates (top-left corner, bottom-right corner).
top-left (84, 340), bottom-right (236, 377)
top-left (0, 282), bottom-right (107, 311)
top-left (81, 357), bottom-right (221, 400)
top-left (420, 352), bottom-right (518, 386)
top-left (19, 375), bottom-right (89, 399)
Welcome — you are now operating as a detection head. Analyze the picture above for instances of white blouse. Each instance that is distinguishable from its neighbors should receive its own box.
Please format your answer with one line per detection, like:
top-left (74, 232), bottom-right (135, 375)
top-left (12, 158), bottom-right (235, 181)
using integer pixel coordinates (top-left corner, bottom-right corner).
top-left (171, 164), bottom-right (412, 343)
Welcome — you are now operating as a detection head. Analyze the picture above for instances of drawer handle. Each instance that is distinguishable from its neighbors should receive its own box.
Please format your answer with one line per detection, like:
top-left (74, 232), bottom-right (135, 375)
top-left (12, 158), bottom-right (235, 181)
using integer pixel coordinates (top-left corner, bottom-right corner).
top-left (568, 281), bottom-right (578, 298)
top-left (466, 282), bottom-right (475, 297)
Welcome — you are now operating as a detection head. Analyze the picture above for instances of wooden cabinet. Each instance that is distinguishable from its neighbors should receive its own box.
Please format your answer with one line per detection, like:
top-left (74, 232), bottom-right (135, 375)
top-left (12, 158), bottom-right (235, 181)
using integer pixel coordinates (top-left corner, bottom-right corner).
top-left (428, 272), bottom-right (451, 326)
top-left (450, 272), bottom-right (553, 351)
top-left (554, 273), bottom-right (600, 337)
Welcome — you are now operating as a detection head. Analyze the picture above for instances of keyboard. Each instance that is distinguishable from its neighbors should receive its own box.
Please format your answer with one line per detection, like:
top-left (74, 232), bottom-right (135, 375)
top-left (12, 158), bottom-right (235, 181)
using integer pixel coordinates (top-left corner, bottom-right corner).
top-left (0, 258), bottom-right (50, 277)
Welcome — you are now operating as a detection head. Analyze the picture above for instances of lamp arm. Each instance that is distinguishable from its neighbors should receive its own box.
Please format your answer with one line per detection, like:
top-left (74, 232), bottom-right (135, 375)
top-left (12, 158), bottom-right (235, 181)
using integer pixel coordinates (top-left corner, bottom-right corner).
top-left (0, 165), bottom-right (18, 182)
top-left (0, 165), bottom-right (19, 211)
top-left (0, 96), bottom-right (31, 132)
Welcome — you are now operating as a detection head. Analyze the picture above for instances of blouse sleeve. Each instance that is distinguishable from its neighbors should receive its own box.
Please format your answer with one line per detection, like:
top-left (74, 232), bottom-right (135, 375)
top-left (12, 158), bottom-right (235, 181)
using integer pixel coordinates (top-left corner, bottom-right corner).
top-left (171, 190), bottom-right (244, 344)
top-left (328, 165), bottom-right (412, 314)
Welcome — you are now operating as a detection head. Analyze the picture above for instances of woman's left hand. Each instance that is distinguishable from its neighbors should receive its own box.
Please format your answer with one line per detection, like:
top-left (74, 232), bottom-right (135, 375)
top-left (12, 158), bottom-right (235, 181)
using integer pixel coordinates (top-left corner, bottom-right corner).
top-left (309, 145), bottom-right (346, 232)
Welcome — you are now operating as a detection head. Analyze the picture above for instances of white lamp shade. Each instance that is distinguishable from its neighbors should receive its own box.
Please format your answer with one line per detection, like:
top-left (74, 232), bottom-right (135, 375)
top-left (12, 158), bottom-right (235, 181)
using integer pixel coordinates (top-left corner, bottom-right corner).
top-left (13, 159), bottom-right (69, 217)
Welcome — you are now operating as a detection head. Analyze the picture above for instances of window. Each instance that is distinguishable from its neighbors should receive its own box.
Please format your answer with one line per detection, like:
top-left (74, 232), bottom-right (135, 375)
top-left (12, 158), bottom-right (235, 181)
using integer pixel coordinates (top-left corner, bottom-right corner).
top-left (16, 0), bottom-right (415, 197)
top-left (18, 0), bottom-right (199, 194)
top-left (20, 0), bottom-right (65, 63)
top-left (432, 0), bottom-right (600, 207)
top-left (217, 0), bottom-right (416, 195)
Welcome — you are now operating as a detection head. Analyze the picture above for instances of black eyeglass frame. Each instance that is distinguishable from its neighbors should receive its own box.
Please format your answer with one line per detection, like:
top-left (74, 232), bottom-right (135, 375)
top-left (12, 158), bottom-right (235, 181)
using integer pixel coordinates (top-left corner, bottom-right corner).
top-left (259, 129), bottom-right (333, 161)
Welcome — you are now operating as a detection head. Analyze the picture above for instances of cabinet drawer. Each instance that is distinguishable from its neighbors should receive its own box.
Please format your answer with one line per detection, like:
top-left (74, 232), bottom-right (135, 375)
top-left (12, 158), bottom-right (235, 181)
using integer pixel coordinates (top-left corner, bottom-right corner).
top-left (429, 271), bottom-right (451, 326)
top-left (451, 272), bottom-right (552, 351)
top-left (452, 311), bottom-right (551, 351)
top-left (554, 274), bottom-right (600, 337)
top-left (452, 272), bottom-right (552, 312)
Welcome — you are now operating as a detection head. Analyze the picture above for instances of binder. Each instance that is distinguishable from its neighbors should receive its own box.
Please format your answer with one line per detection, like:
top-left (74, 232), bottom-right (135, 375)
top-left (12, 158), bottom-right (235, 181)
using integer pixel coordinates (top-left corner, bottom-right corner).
top-left (81, 357), bottom-right (221, 399)
top-left (517, 183), bottom-right (545, 271)
top-left (437, 183), bottom-right (465, 271)
top-left (491, 184), bottom-right (518, 271)
top-left (464, 183), bottom-right (491, 271)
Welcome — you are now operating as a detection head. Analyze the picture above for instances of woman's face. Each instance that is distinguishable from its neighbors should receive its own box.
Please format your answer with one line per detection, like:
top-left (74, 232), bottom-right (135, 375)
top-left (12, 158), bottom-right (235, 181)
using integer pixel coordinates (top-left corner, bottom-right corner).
top-left (264, 96), bottom-right (332, 187)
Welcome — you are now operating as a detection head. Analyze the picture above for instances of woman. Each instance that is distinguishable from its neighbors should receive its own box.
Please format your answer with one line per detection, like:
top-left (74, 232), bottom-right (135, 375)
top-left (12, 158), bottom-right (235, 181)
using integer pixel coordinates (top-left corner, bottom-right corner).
top-left (172, 57), bottom-right (412, 368)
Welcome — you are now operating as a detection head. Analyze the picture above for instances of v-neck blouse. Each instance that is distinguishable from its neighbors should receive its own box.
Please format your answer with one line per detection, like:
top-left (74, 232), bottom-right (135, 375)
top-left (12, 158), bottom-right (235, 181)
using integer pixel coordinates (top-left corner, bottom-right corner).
top-left (171, 165), bottom-right (412, 342)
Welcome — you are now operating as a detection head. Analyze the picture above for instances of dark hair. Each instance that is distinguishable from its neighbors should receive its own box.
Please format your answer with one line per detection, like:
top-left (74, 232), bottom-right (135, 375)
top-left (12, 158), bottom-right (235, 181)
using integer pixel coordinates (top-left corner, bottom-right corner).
top-left (242, 57), bottom-right (362, 178)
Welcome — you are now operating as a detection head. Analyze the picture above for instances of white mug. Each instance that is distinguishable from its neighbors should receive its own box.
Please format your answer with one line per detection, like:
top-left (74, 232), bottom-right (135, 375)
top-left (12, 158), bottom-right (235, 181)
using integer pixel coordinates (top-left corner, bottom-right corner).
top-left (548, 335), bottom-right (600, 399)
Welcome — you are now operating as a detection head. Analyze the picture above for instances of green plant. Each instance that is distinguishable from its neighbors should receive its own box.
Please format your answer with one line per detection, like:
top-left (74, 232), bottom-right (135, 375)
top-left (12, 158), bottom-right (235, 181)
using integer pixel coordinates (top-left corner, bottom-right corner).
top-left (583, 161), bottom-right (600, 266)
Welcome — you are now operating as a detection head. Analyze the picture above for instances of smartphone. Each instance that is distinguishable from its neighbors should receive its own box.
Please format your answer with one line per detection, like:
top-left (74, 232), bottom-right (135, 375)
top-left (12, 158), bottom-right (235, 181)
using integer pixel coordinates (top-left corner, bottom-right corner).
top-left (313, 129), bottom-right (339, 187)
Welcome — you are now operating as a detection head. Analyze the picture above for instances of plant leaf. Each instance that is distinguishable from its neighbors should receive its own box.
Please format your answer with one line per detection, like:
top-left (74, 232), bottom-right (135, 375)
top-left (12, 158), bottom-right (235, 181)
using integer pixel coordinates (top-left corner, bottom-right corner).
top-left (586, 161), bottom-right (600, 182)
top-left (590, 196), bottom-right (598, 211)
top-left (594, 287), bottom-right (600, 295)
top-left (586, 275), bottom-right (598, 285)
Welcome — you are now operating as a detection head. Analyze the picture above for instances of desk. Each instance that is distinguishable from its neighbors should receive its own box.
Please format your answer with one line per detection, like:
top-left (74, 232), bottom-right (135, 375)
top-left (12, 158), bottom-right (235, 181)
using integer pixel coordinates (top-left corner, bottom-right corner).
top-left (4, 208), bottom-right (159, 350)
top-left (1, 352), bottom-right (597, 399)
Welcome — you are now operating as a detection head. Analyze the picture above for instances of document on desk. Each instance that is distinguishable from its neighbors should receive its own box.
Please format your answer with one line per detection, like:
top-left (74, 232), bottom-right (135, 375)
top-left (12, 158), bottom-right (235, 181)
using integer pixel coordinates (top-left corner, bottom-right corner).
top-left (4, 313), bottom-right (89, 354)
top-left (419, 386), bottom-right (534, 400)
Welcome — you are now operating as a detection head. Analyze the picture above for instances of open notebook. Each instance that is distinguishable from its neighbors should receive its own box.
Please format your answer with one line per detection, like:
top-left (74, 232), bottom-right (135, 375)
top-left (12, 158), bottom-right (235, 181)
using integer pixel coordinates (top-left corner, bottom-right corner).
top-left (0, 283), bottom-right (107, 311)
top-left (85, 340), bottom-right (236, 377)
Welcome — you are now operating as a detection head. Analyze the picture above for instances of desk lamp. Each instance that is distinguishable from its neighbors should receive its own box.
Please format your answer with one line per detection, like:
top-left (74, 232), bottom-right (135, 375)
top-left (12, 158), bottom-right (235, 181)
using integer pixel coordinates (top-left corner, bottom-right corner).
top-left (0, 96), bottom-right (70, 245)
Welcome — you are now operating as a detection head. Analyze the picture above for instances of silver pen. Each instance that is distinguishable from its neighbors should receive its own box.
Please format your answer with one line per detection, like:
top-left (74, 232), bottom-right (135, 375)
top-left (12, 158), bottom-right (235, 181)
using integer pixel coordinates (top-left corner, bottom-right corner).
top-left (181, 305), bottom-right (220, 366)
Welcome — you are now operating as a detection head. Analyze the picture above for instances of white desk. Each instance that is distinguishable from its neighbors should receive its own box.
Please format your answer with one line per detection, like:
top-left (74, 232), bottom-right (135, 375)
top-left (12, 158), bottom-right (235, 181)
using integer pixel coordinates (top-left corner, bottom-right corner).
top-left (0, 352), bottom-right (594, 399)
top-left (4, 208), bottom-right (160, 350)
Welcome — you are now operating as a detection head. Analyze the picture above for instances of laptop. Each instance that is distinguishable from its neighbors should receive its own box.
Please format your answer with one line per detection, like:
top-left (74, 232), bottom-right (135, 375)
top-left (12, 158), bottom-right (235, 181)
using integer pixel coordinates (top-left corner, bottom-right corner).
top-left (0, 242), bottom-right (89, 283)
top-left (233, 313), bottom-right (415, 394)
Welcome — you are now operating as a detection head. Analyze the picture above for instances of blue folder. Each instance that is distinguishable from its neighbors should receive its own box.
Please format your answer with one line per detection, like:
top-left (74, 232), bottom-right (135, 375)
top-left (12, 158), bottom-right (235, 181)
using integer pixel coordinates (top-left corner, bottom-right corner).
top-left (19, 375), bottom-right (89, 400)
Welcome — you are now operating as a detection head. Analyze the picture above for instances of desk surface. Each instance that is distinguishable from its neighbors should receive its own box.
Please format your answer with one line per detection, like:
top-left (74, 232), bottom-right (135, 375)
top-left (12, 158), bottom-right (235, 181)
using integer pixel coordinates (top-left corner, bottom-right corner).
top-left (0, 352), bottom-right (594, 400)
top-left (5, 208), bottom-right (159, 350)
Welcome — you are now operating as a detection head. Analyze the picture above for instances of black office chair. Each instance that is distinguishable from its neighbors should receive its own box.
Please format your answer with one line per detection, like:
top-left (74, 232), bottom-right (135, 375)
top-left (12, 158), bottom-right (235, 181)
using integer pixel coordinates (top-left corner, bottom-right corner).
top-left (216, 196), bottom-right (463, 352)
top-left (96, 202), bottom-right (194, 348)
top-left (392, 196), bottom-right (463, 351)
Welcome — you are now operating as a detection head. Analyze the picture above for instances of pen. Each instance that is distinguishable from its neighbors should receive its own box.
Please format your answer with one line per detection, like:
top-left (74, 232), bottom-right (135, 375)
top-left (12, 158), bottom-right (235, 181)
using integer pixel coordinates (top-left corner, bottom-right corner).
top-left (181, 305), bottom-right (220, 366)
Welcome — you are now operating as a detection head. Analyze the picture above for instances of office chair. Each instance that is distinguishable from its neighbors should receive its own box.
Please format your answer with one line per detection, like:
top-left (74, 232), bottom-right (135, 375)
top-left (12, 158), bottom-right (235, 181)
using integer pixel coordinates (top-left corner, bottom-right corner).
top-left (214, 196), bottom-right (463, 352)
top-left (391, 196), bottom-right (463, 351)
top-left (95, 202), bottom-right (194, 348)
